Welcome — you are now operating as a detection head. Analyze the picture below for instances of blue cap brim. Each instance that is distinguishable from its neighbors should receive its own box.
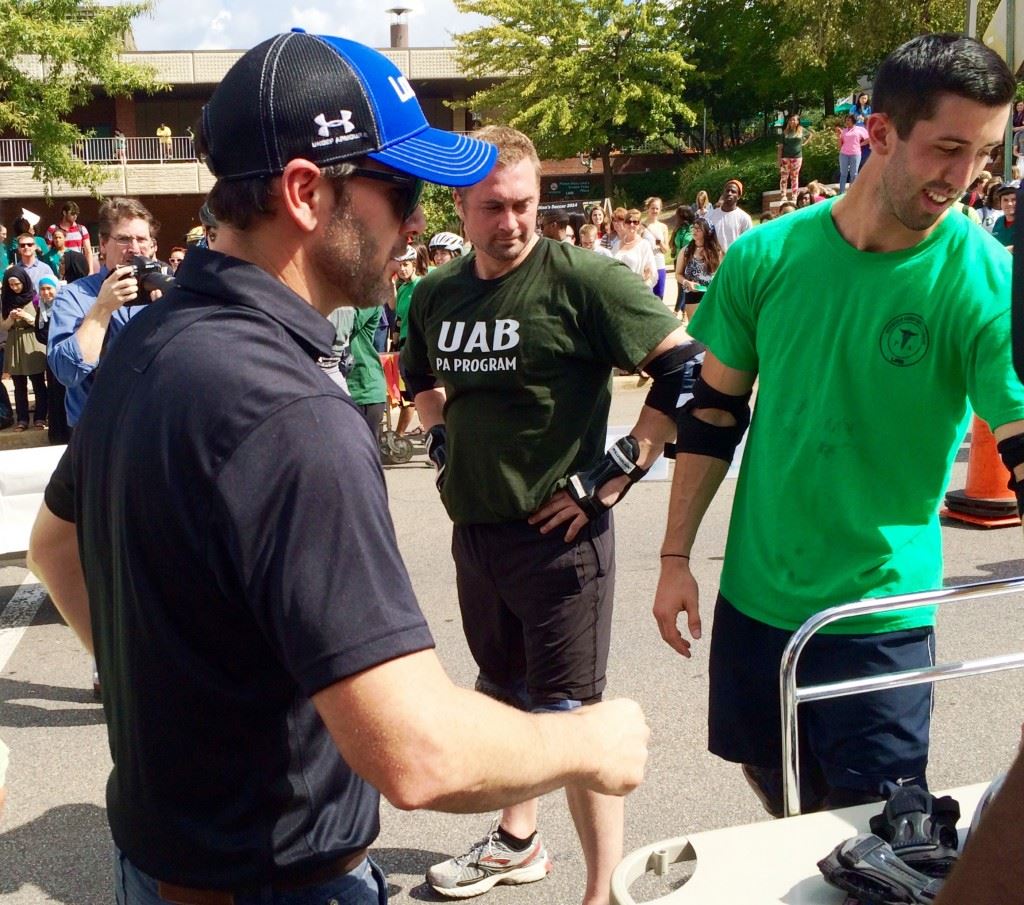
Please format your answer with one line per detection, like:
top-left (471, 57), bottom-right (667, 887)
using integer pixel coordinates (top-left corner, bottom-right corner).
top-left (368, 127), bottom-right (497, 187)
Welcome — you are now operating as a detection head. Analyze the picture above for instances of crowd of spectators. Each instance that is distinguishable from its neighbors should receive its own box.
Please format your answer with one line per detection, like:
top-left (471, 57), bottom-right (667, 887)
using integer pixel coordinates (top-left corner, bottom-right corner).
top-left (0, 214), bottom-right (66, 433)
top-left (544, 132), bottom-right (1018, 355)
top-left (4, 138), bottom-right (1016, 444)
top-left (0, 198), bottom-right (193, 438)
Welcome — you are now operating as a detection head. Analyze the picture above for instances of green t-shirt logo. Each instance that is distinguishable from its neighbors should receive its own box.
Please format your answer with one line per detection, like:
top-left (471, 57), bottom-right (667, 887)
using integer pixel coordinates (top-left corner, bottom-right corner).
top-left (880, 313), bottom-right (930, 367)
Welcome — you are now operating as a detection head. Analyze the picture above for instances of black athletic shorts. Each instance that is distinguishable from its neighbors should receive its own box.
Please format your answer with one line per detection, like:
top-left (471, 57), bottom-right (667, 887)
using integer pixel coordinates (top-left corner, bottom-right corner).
top-left (709, 594), bottom-right (934, 810)
top-left (452, 512), bottom-right (614, 710)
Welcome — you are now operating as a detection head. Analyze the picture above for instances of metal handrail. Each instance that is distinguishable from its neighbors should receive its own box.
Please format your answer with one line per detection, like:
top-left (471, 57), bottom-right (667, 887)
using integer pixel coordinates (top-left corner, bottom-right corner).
top-left (780, 576), bottom-right (1024, 817)
top-left (0, 135), bottom-right (197, 166)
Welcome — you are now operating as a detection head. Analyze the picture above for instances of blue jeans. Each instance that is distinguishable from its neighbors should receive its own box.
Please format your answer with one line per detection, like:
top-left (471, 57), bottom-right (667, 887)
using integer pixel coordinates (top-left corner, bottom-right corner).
top-left (115, 849), bottom-right (388, 905)
top-left (838, 153), bottom-right (861, 193)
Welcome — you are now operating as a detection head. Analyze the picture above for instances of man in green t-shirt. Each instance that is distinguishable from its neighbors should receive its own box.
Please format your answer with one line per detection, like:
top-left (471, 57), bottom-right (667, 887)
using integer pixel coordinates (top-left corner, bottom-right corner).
top-left (403, 126), bottom-right (698, 904)
top-left (653, 34), bottom-right (1024, 818)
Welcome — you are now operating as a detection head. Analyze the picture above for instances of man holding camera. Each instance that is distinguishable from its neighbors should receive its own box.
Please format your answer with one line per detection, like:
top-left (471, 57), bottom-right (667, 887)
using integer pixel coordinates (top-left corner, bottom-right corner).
top-left (47, 197), bottom-right (162, 428)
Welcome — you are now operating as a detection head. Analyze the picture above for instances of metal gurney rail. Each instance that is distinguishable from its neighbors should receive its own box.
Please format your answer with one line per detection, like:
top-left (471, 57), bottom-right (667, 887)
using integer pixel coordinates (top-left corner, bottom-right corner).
top-left (610, 577), bottom-right (1024, 904)
top-left (781, 576), bottom-right (1024, 817)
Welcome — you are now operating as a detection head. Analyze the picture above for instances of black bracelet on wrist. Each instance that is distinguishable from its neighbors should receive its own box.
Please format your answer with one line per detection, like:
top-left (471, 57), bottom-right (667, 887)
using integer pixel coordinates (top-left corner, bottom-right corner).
top-left (660, 553), bottom-right (691, 560)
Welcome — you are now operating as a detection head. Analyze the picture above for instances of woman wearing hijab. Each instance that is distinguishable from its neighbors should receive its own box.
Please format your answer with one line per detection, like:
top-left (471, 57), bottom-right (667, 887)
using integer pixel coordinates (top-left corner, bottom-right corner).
top-left (60, 249), bottom-right (90, 283)
top-left (33, 274), bottom-right (67, 443)
top-left (1, 265), bottom-right (48, 430)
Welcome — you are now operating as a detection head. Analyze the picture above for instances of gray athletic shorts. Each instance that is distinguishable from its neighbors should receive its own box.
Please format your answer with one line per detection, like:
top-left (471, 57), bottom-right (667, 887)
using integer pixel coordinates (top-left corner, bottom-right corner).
top-left (452, 512), bottom-right (615, 709)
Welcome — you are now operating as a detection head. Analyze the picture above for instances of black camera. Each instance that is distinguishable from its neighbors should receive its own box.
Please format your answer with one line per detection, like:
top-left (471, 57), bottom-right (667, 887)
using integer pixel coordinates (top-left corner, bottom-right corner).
top-left (123, 255), bottom-right (176, 300)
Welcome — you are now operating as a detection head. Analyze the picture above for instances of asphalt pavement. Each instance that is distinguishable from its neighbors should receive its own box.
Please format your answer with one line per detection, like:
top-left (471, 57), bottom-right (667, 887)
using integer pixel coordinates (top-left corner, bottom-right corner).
top-left (2, 380), bottom-right (1023, 905)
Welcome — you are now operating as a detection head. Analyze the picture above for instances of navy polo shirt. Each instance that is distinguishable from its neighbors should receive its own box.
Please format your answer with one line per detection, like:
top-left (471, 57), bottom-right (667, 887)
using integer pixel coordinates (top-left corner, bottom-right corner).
top-left (45, 248), bottom-right (434, 888)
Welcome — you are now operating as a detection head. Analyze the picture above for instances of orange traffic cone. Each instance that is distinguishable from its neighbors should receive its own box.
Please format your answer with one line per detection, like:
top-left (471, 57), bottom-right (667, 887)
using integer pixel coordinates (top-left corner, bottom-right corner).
top-left (941, 415), bottom-right (1021, 528)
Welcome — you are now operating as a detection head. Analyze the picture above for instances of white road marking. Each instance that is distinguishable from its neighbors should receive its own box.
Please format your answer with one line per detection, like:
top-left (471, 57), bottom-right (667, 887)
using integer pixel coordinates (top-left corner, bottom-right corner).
top-left (0, 575), bottom-right (47, 672)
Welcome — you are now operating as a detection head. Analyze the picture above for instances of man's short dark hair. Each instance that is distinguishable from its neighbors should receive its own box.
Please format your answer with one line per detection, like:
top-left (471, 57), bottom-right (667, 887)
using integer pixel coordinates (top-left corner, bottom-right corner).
top-left (873, 34), bottom-right (1015, 139)
top-left (197, 123), bottom-right (357, 230)
top-left (203, 164), bottom-right (356, 231)
top-left (61, 200), bottom-right (80, 218)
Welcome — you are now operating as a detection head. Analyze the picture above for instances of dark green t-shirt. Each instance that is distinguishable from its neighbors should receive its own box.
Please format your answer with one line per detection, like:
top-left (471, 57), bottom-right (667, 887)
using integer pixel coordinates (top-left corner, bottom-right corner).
top-left (689, 200), bottom-right (1024, 634)
top-left (402, 238), bottom-right (678, 524)
top-left (780, 131), bottom-right (807, 158)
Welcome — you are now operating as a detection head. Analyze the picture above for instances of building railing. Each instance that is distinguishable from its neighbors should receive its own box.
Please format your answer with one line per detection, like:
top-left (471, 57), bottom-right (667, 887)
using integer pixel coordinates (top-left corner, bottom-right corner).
top-left (0, 135), bottom-right (197, 166)
top-left (0, 133), bottom-right (697, 171)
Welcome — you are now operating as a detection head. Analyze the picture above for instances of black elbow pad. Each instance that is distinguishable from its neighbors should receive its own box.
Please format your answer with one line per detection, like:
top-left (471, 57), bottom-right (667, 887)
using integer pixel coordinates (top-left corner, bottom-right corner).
top-left (642, 338), bottom-right (705, 416)
top-left (675, 377), bottom-right (752, 463)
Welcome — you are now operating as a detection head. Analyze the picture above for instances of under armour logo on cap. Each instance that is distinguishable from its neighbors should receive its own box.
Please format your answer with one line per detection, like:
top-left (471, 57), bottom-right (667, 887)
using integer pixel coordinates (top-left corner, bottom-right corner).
top-left (314, 111), bottom-right (355, 137)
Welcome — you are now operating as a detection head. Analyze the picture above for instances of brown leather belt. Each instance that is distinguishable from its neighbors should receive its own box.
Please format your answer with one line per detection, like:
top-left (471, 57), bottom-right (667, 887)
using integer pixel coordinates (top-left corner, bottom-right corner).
top-left (156, 847), bottom-right (369, 905)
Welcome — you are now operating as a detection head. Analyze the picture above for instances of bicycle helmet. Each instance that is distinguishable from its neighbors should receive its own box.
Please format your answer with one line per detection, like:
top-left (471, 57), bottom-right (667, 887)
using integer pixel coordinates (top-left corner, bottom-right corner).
top-left (428, 231), bottom-right (464, 255)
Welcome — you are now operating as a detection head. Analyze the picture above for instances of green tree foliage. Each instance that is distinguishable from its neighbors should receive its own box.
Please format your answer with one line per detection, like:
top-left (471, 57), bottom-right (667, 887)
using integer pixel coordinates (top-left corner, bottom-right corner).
top-left (681, 0), bottom-right (1004, 148)
top-left (453, 0), bottom-right (695, 197)
top-left (0, 0), bottom-right (161, 192)
top-left (679, 0), bottom-right (811, 147)
top-left (766, 0), bottom-right (1001, 113)
top-left (419, 182), bottom-right (460, 237)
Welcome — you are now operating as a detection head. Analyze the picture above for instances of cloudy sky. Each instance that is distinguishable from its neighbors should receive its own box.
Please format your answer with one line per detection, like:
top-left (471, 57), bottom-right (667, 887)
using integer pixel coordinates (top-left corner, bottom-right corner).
top-left (128, 0), bottom-right (484, 51)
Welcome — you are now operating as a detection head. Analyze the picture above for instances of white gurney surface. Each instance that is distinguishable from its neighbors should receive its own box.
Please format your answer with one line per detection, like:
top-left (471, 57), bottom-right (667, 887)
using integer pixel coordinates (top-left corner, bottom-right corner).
top-left (0, 444), bottom-right (66, 554)
top-left (612, 782), bottom-right (987, 905)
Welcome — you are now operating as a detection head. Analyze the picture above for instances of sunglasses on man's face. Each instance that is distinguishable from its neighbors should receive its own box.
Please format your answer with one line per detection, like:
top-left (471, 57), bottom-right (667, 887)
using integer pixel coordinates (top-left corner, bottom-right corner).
top-left (349, 167), bottom-right (424, 222)
top-left (18, 242), bottom-right (34, 248)
top-left (625, 219), bottom-right (641, 225)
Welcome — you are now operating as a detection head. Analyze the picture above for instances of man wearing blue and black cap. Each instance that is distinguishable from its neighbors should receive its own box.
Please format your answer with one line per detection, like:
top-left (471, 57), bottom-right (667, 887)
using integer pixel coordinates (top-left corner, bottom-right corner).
top-left (27, 31), bottom-right (650, 905)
